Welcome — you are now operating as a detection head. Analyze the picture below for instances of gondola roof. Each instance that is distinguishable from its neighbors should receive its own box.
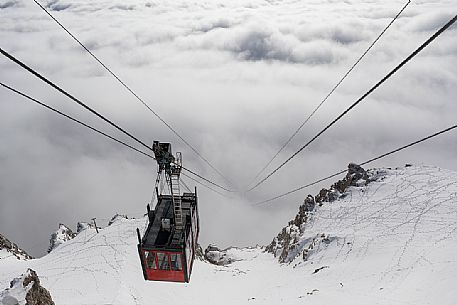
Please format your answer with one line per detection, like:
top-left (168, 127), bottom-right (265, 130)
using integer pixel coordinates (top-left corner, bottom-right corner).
top-left (142, 193), bottom-right (197, 250)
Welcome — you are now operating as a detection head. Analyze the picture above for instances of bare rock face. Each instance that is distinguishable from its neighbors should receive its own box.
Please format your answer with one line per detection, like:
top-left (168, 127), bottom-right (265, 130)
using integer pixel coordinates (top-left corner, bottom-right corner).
top-left (266, 163), bottom-right (387, 263)
top-left (76, 222), bottom-right (95, 233)
top-left (23, 270), bottom-right (55, 305)
top-left (265, 195), bottom-right (316, 263)
top-left (315, 163), bottom-right (373, 204)
top-left (48, 224), bottom-right (76, 253)
top-left (0, 269), bottom-right (54, 305)
top-left (204, 245), bottom-right (239, 266)
top-left (0, 233), bottom-right (32, 260)
top-left (108, 214), bottom-right (128, 226)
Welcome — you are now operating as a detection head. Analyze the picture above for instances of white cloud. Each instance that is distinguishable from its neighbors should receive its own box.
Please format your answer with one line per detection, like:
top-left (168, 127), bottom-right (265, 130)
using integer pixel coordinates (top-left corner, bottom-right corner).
top-left (0, 0), bottom-right (18, 9)
top-left (0, 0), bottom-right (456, 256)
top-left (405, 11), bottom-right (456, 32)
top-left (46, 0), bottom-right (71, 11)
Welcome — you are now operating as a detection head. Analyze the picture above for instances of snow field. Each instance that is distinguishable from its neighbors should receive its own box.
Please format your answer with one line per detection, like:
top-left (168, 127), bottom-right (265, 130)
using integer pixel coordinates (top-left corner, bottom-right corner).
top-left (1, 165), bottom-right (457, 305)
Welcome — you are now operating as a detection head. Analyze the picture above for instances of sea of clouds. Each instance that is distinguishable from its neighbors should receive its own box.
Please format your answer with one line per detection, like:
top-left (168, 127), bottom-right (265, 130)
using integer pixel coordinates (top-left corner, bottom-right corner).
top-left (0, 0), bottom-right (456, 256)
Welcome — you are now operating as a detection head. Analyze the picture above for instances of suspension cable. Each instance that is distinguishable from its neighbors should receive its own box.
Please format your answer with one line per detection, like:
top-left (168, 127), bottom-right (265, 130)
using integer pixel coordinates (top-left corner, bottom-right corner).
top-left (181, 172), bottom-right (231, 198)
top-left (1, 81), bottom-right (233, 195)
top-left (31, 0), bottom-right (233, 188)
top-left (180, 177), bottom-right (192, 193)
top-left (255, 124), bottom-right (457, 205)
top-left (182, 166), bottom-right (233, 192)
top-left (248, 14), bottom-right (457, 192)
top-left (247, 0), bottom-right (411, 187)
top-left (149, 170), bottom-right (162, 206)
top-left (1, 82), bottom-right (155, 159)
top-left (0, 47), bottom-right (154, 153)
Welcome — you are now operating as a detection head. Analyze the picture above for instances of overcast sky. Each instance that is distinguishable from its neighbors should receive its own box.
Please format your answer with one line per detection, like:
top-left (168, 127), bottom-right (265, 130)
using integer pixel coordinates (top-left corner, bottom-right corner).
top-left (1, 0), bottom-right (456, 257)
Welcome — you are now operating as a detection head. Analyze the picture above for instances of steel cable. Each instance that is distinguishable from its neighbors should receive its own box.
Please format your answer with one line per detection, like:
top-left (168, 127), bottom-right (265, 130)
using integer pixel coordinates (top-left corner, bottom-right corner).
top-left (247, 0), bottom-right (412, 188)
top-left (255, 124), bottom-right (457, 205)
top-left (31, 0), bottom-right (233, 188)
top-left (0, 82), bottom-right (231, 197)
top-left (248, 14), bottom-right (457, 192)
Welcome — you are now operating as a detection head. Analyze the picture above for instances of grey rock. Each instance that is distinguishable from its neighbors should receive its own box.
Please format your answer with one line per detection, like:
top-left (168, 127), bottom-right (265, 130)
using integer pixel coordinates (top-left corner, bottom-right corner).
top-left (204, 245), bottom-right (237, 266)
top-left (23, 269), bottom-right (55, 305)
top-left (76, 222), bottom-right (95, 233)
top-left (267, 163), bottom-right (386, 263)
top-left (108, 214), bottom-right (128, 226)
top-left (1, 269), bottom-right (54, 305)
top-left (0, 233), bottom-right (32, 260)
top-left (48, 224), bottom-right (76, 253)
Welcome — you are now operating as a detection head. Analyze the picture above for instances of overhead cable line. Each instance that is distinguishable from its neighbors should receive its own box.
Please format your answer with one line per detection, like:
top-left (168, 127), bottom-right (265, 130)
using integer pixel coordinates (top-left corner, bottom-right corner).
top-left (0, 82), bottom-right (231, 197)
top-left (0, 47), bottom-right (233, 193)
top-left (0, 47), bottom-right (154, 153)
top-left (181, 172), bottom-right (230, 198)
top-left (247, 0), bottom-right (411, 187)
top-left (31, 0), bottom-right (233, 188)
top-left (255, 123), bottom-right (457, 205)
top-left (0, 82), bottom-right (155, 159)
top-left (248, 14), bottom-right (457, 192)
top-left (182, 166), bottom-right (233, 193)
top-left (180, 178), bottom-right (192, 193)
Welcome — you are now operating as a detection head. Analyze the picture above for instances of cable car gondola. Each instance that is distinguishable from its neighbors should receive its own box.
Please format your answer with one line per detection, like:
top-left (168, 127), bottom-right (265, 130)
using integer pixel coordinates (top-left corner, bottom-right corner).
top-left (137, 141), bottom-right (200, 283)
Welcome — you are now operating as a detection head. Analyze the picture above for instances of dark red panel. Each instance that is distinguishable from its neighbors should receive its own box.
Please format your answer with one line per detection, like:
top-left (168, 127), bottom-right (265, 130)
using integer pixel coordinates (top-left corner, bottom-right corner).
top-left (145, 268), bottom-right (185, 282)
top-left (142, 250), bottom-right (186, 283)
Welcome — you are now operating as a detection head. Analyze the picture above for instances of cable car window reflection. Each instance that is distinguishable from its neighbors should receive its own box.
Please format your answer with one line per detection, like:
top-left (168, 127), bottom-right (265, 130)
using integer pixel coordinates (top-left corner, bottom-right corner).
top-left (170, 253), bottom-right (182, 271)
top-left (146, 251), bottom-right (157, 269)
top-left (157, 252), bottom-right (170, 270)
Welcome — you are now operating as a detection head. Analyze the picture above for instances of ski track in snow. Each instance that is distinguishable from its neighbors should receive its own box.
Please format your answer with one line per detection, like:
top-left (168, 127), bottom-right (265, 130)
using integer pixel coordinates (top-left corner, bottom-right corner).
top-left (1, 165), bottom-right (457, 305)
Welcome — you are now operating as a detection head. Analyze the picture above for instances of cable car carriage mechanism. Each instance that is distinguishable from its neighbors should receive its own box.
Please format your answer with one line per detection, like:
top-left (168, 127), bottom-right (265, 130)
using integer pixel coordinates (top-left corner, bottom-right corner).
top-left (137, 141), bottom-right (200, 283)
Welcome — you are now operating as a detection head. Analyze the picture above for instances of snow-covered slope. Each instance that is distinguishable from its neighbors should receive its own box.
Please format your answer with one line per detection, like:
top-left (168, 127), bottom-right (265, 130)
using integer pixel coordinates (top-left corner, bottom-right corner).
top-left (1, 165), bottom-right (457, 305)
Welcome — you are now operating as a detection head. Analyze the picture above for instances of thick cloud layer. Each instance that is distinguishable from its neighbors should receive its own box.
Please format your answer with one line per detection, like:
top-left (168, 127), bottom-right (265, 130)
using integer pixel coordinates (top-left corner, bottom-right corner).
top-left (1, 0), bottom-right (456, 256)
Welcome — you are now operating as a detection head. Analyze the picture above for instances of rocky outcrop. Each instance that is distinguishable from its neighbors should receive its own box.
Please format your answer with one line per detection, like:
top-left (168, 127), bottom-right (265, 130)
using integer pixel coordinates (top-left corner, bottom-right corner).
top-left (108, 214), bottom-right (128, 226)
top-left (24, 270), bottom-right (55, 305)
top-left (48, 224), bottom-right (76, 253)
top-left (0, 233), bottom-right (32, 260)
top-left (204, 245), bottom-right (239, 266)
top-left (76, 222), bottom-right (95, 233)
top-left (266, 163), bottom-right (386, 263)
top-left (0, 269), bottom-right (54, 305)
top-left (301, 234), bottom-right (336, 261)
top-left (265, 196), bottom-right (316, 263)
top-left (315, 163), bottom-right (371, 204)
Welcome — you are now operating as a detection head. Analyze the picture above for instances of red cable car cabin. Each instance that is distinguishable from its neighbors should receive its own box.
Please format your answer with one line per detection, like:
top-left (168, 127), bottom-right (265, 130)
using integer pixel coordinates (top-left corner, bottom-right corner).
top-left (137, 193), bottom-right (199, 282)
top-left (136, 141), bottom-right (200, 283)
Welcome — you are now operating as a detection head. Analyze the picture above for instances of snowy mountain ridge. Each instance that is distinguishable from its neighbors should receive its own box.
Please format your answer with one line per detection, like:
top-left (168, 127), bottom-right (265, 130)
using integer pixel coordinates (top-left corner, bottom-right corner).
top-left (1, 164), bottom-right (457, 305)
top-left (47, 224), bottom-right (76, 254)
top-left (0, 234), bottom-right (32, 261)
top-left (266, 163), bottom-right (389, 263)
top-left (47, 216), bottom-right (122, 253)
